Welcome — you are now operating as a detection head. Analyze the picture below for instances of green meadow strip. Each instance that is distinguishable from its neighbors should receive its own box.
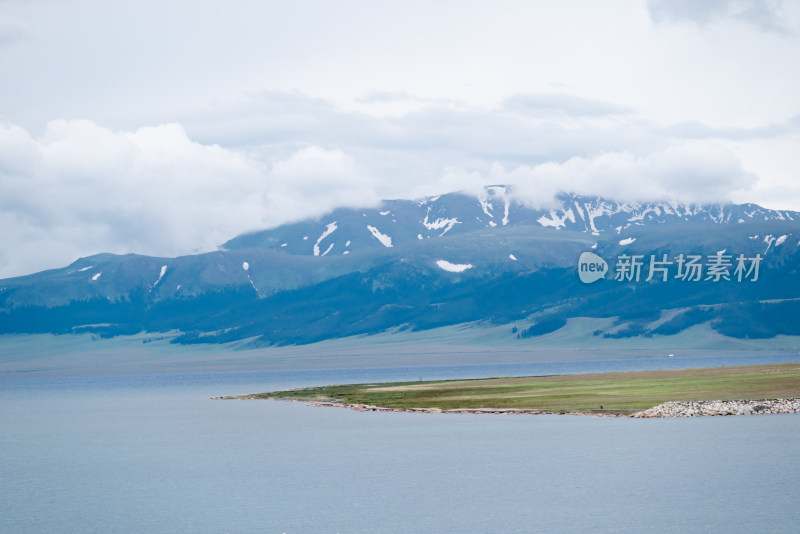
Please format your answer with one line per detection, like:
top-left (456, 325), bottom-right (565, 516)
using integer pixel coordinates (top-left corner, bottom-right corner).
top-left (236, 363), bottom-right (800, 413)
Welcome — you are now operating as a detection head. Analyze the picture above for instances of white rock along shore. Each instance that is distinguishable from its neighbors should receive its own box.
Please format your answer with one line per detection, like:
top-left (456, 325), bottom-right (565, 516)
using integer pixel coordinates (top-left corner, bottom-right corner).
top-left (631, 398), bottom-right (800, 418)
top-left (298, 398), bottom-right (800, 417)
top-left (221, 397), bottom-right (800, 417)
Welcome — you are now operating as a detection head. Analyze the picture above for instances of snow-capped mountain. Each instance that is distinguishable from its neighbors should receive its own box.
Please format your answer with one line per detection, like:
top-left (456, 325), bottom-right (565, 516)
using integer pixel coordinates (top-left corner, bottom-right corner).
top-left (223, 188), bottom-right (798, 256)
top-left (2, 187), bottom-right (800, 345)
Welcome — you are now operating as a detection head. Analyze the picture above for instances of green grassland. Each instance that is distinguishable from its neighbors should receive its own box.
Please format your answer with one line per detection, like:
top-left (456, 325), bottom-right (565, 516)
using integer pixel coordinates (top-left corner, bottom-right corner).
top-left (240, 362), bottom-right (800, 413)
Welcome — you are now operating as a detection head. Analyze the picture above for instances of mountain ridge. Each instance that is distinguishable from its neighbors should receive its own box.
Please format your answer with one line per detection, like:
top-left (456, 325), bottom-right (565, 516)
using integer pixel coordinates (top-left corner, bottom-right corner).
top-left (2, 187), bottom-right (799, 345)
top-left (222, 188), bottom-right (799, 256)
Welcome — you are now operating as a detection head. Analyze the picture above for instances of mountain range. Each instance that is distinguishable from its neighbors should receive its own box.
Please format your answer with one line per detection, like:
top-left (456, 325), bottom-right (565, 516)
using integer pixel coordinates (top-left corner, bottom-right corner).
top-left (2, 186), bottom-right (800, 345)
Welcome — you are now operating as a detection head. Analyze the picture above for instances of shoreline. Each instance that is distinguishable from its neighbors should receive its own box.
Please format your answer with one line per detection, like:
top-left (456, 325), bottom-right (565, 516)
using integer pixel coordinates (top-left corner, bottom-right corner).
top-left (220, 396), bottom-right (800, 418)
top-left (221, 362), bottom-right (800, 416)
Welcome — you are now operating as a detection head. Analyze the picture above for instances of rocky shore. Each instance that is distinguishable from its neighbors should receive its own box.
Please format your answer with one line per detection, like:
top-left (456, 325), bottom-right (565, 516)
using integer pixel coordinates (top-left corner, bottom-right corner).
top-left (304, 400), bottom-right (614, 416)
top-left (631, 398), bottom-right (800, 418)
top-left (275, 398), bottom-right (800, 417)
top-left (221, 396), bottom-right (800, 417)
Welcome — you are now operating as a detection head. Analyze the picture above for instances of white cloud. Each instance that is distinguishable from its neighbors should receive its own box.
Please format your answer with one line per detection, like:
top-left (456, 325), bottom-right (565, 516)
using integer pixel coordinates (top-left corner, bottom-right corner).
top-left (0, 106), bottom-right (793, 279)
top-left (0, 16), bottom-right (29, 48)
top-left (503, 143), bottom-right (758, 207)
top-left (265, 145), bottom-right (380, 223)
top-left (0, 120), bottom-right (379, 277)
top-left (1, 2), bottom-right (800, 277)
top-left (502, 94), bottom-right (634, 117)
top-left (372, 140), bottom-right (761, 211)
top-left (3, 1), bottom-right (799, 130)
top-left (647, 0), bottom-right (795, 33)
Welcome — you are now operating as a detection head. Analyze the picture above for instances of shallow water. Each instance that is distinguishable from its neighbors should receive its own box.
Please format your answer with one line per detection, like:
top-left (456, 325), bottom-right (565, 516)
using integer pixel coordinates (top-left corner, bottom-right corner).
top-left (2, 355), bottom-right (799, 533)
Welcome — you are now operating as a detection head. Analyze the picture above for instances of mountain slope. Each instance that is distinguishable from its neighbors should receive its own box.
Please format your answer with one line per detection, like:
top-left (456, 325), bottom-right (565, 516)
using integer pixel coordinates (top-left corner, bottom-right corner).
top-left (223, 188), bottom-right (798, 255)
top-left (2, 187), bottom-right (800, 345)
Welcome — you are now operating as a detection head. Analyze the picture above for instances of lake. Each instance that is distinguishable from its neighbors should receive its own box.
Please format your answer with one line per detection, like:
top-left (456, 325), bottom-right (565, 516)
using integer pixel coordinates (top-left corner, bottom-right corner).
top-left (2, 353), bottom-right (799, 533)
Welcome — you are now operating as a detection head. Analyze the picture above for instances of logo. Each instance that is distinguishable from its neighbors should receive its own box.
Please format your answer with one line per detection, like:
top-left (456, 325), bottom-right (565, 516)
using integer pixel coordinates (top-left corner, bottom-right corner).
top-left (578, 252), bottom-right (608, 284)
top-left (577, 250), bottom-right (762, 284)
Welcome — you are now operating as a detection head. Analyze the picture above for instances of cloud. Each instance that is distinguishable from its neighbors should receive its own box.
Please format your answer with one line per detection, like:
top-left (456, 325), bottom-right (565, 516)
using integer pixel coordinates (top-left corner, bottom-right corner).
top-left (502, 94), bottom-right (634, 117)
top-left (505, 142), bottom-right (758, 207)
top-left (0, 122), bottom-right (40, 176)
top-left (184, 90), bottom-right (659, 181)
top-left (661, 119), bottom-right (797, 140)
top-left (648, 0), bottom-right (740, 25)
top-left (0, 91), bottom-right (795, 278)
top-left (180, 90), bottom-right (789, 206)
top-left (647, 0), bottom-right (793, 33)
top-left (0, 119), bottom-right (379, 278)
top-left (365, 141), bottom-right (760, 210)
top-left (0, 17), bottom-right (28, 48)
top-left (266, 145), bottom-right (380, 221)
top-left (0, 2), bottom-right (797, 282)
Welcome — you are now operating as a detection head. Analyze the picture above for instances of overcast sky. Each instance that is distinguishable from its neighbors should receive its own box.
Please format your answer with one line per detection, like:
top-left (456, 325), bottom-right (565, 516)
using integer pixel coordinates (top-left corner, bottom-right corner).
top-left (1, 0), bottom-right (799, 277)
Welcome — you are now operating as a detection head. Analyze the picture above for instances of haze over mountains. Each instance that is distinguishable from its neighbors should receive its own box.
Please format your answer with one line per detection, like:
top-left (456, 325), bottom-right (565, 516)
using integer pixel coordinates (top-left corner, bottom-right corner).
top-left (2, 186), bottom-right (799, 346)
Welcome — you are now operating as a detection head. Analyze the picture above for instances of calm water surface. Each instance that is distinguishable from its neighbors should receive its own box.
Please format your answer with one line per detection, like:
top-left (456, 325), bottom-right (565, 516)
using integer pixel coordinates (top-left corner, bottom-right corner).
top-left (2, 354), bottom-right (799, 533)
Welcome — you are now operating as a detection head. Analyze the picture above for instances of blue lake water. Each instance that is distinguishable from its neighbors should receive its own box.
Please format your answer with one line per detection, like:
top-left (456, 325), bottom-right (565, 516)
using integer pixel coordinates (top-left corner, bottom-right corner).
top-left (2, 353), bottom-right (800, 533)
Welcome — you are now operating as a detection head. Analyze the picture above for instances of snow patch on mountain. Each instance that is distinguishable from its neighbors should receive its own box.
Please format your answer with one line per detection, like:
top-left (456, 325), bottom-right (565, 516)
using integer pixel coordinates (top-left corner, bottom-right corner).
top-left (313, 222), bottom-right (338, 256)
top-left (479, 198), bottom-right (494, 218)
top-left (509, 254), bottom-right (517, 261)
top-left (367, 225), bottom-right (393, 247)
top-left (764, 235), bottom-right (775, 252)
top-left (91, 273), bottom-right (101, 281)
top-left (153, 265), bottom-right (168, 287)
top-left (582, 201), bottom-right (606, 235)
top-left (423, 208), bottom-right (460, 236)
top-left (776, 234), bottom-right (788, 246)
top-left (619, 237), bottom-right (636, 246)
top-left (479, 187), bottom-right (510, 226)
top-left (240, 262), bottom-right (258, 294)
top-left (247, 276), bottom-right (258, 294)
top-left (78, 265), bottom-right (94, 272)
top-left (709, 205), bottom-right (724, 223)
top-left (537, 208), bottom-right (575, 229)
top-left (218, 188), bottom-right (800, 256)
top-left (436, 260), bottom-right (473, 273)
top-left (573, 202), bottom-right (585, 222)
top-left (620, 205), bottom-right (661, 222)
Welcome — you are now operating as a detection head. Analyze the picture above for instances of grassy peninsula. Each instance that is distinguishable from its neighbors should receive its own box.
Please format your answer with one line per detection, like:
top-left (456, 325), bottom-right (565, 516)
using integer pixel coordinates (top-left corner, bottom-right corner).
top-left (236, 362), bottom-right (800, 414)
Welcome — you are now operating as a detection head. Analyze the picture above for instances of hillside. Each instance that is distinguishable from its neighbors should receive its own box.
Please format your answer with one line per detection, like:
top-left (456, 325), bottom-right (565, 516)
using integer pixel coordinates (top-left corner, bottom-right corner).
top-left (1, 187), bottom-right (799, 345)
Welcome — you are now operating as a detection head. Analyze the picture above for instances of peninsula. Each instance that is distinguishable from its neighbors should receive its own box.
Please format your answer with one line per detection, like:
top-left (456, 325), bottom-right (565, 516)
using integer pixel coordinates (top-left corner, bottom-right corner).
top-left (228, 362), bottom-right (800, 417)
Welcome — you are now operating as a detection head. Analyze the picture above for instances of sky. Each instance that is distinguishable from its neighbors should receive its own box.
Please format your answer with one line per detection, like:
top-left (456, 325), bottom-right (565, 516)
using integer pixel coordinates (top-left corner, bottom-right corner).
top-left (1, 0), bottom-right (799, 277)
